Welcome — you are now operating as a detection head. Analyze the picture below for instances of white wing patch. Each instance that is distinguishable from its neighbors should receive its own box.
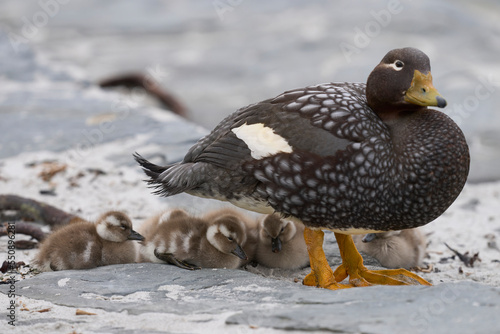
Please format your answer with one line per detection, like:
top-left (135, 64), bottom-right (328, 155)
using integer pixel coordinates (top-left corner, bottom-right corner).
top-left (232, 123), bottom-right (293, 160)
top-left (82, 241), bottom-right (94, 263)
top-left (183, 231), bottom-right (193, 253)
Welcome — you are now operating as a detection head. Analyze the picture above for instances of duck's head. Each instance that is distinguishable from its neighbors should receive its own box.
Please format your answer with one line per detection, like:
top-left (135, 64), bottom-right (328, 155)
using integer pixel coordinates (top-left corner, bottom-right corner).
top-left (206, 215), bottom-right (248, 260)
top-left (366, 47), bottom-right (446, 119)
top-left (259, 215), bottom-right (297, 253)
top-left (96, 211), bottom-right (144, 242)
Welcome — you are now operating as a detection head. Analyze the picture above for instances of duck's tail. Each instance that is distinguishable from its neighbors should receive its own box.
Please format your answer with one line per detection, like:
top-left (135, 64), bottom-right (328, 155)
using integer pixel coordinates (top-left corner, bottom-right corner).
top-left (133, 153), bottom-right (200, 197)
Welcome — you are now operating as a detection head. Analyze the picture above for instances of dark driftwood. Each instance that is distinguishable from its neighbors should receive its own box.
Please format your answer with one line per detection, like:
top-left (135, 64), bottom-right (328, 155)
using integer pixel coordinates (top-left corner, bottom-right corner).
top-left (14, 240), bottom-right (39, 250)
top-left (0, 221), bottom-right (46, 242)
top-left (0, 260), bottom-right (26, 274)
top-left (99, 73), bottom-right (188, 118)
top-left (0, 194), bottom-right (77, 227)
top-left (445, 243), bottom-right (481, 268)
top-left (0, 195), bottom-right (82, 249)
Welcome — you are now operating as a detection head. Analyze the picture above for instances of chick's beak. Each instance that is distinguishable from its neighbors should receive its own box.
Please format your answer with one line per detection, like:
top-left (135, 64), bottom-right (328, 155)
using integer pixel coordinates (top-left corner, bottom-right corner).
top-left (128, 230), bottom-right (145, 241)
top-left (404, 70), bottom-right (447, 108)
top-left (271, 237), bottom-right (282, 253)
top-left (361, 233), bottom-right (376, 243)
top-left (231, 244), bottom-right (248, 260)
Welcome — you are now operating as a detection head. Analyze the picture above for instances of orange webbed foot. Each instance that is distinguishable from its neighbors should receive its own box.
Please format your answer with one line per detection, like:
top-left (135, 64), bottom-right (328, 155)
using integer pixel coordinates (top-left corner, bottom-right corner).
top-left (303, 228), bottom-right (431, 290)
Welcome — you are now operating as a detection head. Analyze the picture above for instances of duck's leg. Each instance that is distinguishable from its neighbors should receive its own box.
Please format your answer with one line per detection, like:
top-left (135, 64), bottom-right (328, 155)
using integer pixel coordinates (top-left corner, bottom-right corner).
top-left (332, 232), bottom-right (431, 287)
top-left (302, 228), bottom-right (352, 289)
top-left (302, 228), bottom-right (431, 289)
top-left (154, 249), bottom-right (201, 270)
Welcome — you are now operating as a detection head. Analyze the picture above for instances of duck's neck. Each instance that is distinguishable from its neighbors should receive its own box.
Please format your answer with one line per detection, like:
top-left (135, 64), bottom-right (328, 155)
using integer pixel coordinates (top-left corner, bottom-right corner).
top-left (376, 108), bottom-right (419, 123)
top-left (384, 109), bottom-right (440, 176)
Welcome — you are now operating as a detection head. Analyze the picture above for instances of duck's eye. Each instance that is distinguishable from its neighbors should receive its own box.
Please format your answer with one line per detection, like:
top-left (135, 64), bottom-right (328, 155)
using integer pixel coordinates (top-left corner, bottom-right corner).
top-left (280, 227), bottom-right (285, 233)
top-left (388, 60), bottom-right (404, 71)
top-left (227, 236), bottom-right (234, 241)
top-left (120, 224), bottom-right (127, 230)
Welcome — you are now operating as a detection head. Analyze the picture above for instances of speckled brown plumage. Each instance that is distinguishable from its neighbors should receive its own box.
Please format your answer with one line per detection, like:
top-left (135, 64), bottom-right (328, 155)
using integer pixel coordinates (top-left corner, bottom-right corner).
top-left (245, 108), bottom-right (469, 231)
top-left (135, 47), bottom-right (469, 234)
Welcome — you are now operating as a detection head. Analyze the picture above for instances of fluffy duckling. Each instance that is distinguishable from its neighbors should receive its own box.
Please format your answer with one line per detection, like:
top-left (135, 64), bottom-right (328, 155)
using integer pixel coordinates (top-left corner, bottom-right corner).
top-left (352, 228), bottom-right (426, 269)
top-left (34, 211), bottom-right (144, 272)
top-left (254, 214), bottom-right (309, 270)
top-left (203, 208), bottom-right (259, 266)
top-left (138, 209), bottom-right (250, 270)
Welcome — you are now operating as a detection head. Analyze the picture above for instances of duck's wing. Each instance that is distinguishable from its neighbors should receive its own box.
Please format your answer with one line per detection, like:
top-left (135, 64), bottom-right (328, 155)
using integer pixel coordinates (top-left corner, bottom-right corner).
top-left (187, 82), bottom-right (384, 163)
top-left (135, 82), bottom-right (388, 200)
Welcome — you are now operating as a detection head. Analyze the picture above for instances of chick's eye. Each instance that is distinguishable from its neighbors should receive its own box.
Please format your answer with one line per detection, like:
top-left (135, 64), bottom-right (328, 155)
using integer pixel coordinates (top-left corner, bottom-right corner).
top-left (120, 225), bottom-right (127, 230)
top-left (280, 227), bottom-right (285, 233)
top-left (395, 60), bottom-right (404, 68)
top-left (227, 236), bottom-right (234, 241)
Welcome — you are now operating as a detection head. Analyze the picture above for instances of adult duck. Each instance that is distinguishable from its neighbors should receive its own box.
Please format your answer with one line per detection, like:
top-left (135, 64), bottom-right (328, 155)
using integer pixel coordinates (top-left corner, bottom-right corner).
top-left (135, 47), bottom-right (469, 289)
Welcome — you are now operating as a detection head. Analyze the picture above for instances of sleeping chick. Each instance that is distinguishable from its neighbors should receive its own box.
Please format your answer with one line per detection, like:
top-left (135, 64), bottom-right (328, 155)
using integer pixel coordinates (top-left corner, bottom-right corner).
top-left (138, 209), bottom-right (250, 269)
top-left (254, 214), bottom-right (309, 270)
top-left (203, 208), bottom-right (259, 266)
top-left (352, 228), bottom-right (426, 269)
top-left (34, 211), bottom-right (144, 271)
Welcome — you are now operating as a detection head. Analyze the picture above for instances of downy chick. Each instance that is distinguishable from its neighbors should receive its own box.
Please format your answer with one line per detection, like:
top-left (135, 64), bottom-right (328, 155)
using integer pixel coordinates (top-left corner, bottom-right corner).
top-left (138, 209), bottom-right (249, 269)
top-left (34, 211), bottom-right (144, 271)
top-left (203, 208), bottom-right (259, 266)
top-left (352, 228), bottom-right (426, 269)
top-left (254, 214), bottom-right (309, 270)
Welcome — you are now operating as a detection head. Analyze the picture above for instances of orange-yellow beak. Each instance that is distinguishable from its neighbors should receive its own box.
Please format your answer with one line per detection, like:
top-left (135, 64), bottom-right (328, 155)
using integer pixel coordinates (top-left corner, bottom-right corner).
top-left (404, 70), bottom-right (447, 108)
